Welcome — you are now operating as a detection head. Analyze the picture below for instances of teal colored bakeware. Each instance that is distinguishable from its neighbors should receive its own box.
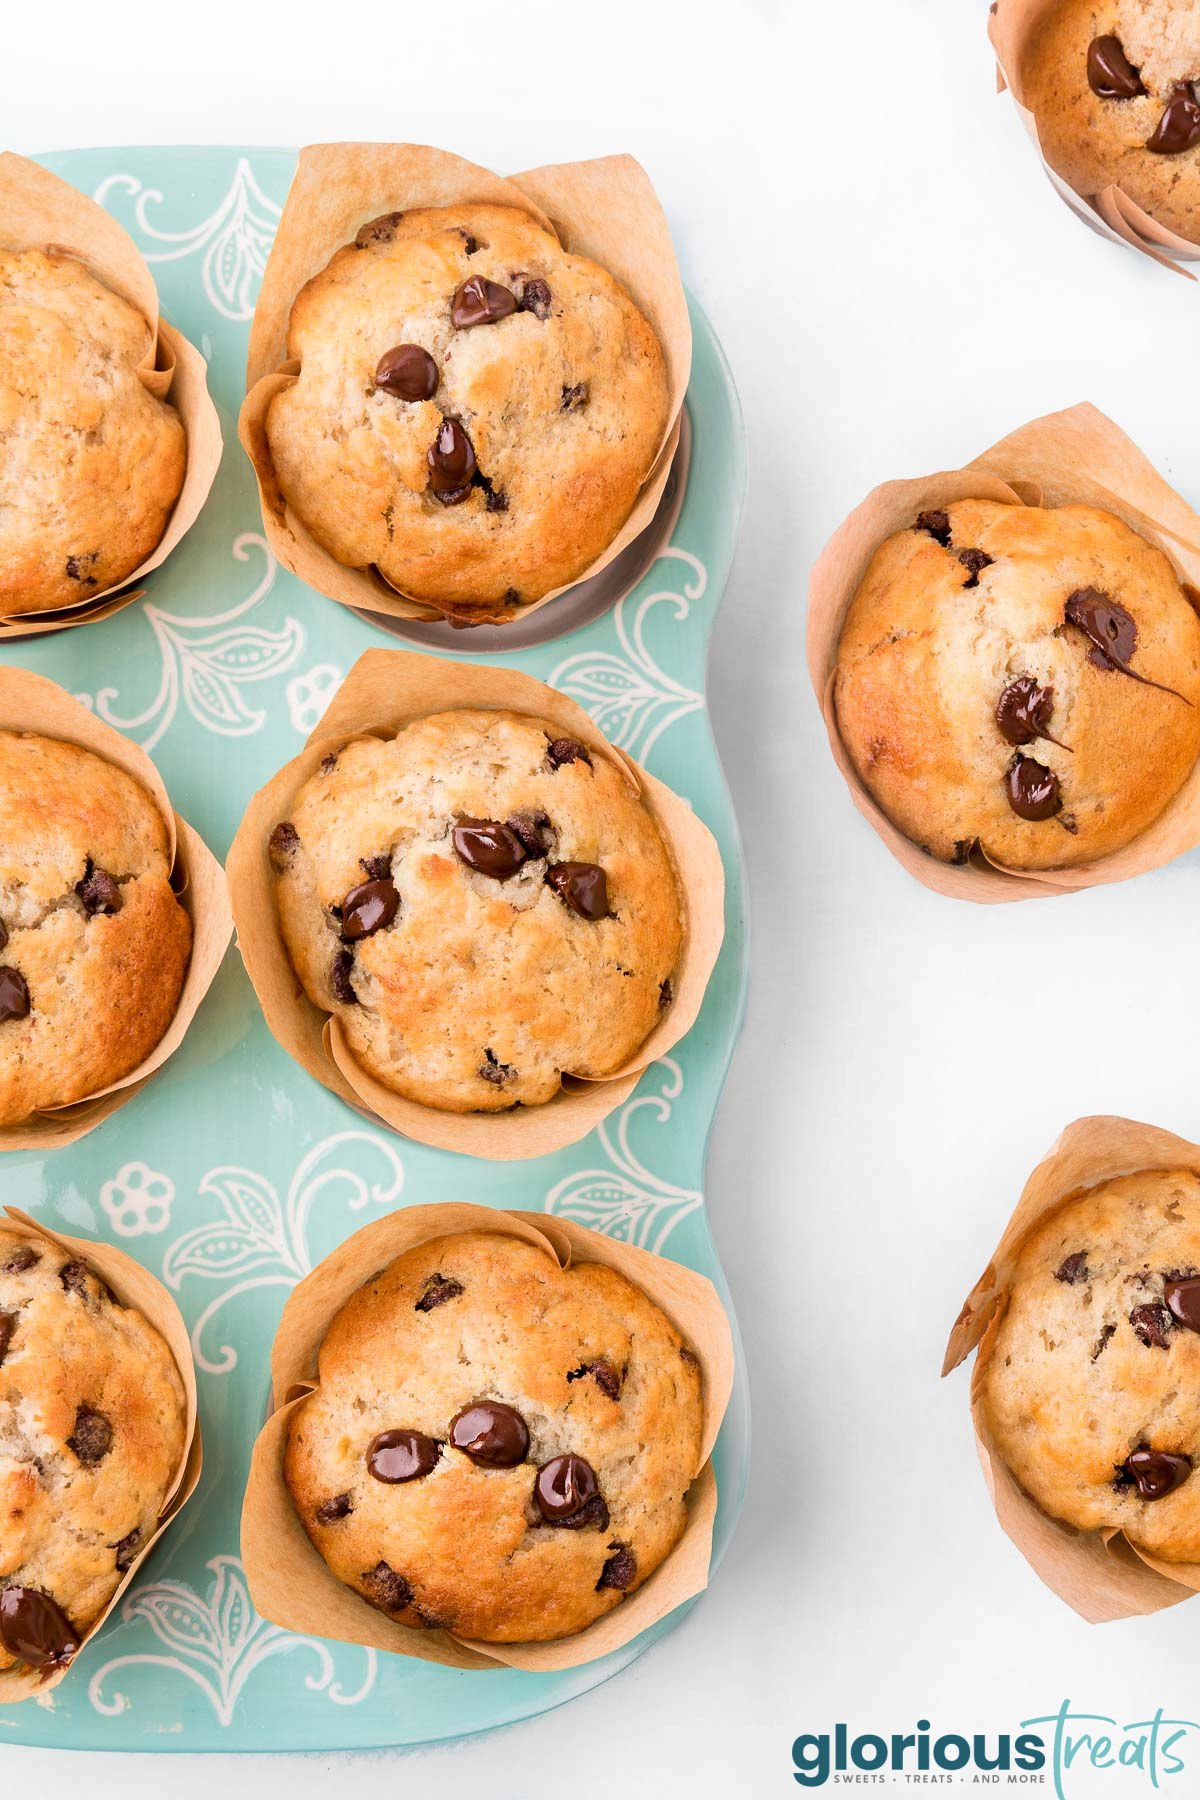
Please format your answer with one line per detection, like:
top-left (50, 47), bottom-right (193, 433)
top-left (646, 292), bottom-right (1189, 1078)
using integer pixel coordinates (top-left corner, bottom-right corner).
top-left (0, 147), bottom-right (748, 1752)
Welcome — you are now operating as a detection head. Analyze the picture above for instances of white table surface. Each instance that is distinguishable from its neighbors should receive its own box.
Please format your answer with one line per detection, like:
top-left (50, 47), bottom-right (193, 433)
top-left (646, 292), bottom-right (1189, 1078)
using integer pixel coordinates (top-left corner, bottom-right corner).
top-left (9, 0), bottom-right (1200, 1792)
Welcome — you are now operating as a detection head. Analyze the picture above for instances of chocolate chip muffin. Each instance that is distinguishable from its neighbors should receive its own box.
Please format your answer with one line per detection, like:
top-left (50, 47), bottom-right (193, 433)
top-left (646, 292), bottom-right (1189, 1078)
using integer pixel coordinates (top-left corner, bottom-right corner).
top-left (263, 204), bottom-right (669, 623)
top-left (835, 500), bottom-right (1200, 869)
top-left (979, 1170), bottom-right (1200, 1562)
top-left (269, 709), bottom-right (682, 1113)
top-left (1022, 1), bottom-right (1200, 241)
top-left (0, 248), bottom-right (186, 615)
top-left (0, 1231), bottom-right (186, 1679)
top-left (284, 1230), bottom-right (703, 1642)
top-left (0, 731), bottom-right (192, 1124)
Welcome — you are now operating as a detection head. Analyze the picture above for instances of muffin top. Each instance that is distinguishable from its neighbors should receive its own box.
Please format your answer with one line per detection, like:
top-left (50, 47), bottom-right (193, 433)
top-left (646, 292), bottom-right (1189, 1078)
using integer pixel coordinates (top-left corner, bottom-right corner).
top-left (284, 1230), bottom-right (704, 1643)
top-left (0, 248), bottom-right (186, 616)
top-left (980, 1170), bottom-right (1200, 1564)
top-left (1022, 0), bottom-right (1200, 242)
top-left (270, 709), bottom-right (682, 1113)
top-left (0, 731), bottom-right (193, 1126)
top-left (835, 500), bottom-right (1200, 870)
top-left (0, 1231), bottom-right (186, 1679)
top-left (264, 203), bottom-right (669, 624)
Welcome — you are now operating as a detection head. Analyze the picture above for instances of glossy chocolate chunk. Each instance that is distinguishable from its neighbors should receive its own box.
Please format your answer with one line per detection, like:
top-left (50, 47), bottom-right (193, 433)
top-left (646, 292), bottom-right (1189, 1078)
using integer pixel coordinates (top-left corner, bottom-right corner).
top-left (534, 1453), bottom-right (602, 1523)
top-left (0, 1312), bottom-right (12, 1366)
top-left (596, 1541), bottom-right (637, 1592)
top-left (1005, 756), bottom-right (1061, 822)
top-left (329, 948), bottom-right (358, 1005)
top-left (268, 821), bottom-right (299, 872)
top-left (1055, 1250), bottom-right (1089, 1285)
top-left (517, 275), bottom-right (552, 319)
top-left (367, 1428), bottom-right (441, 1484)
top-left (451, 275), bottom-right (517, 329)
top-left (995, 676), bottom-right (1070, 750)
top-left (546, 861), bottom-right (610, 920)
top-left (2, 1245), bottom-right (38, 1275)
top-left (1147, 83), bottom-right (1200, 154)
top-left (0, 967), bottom-right (29, 1023)
top-left (449, 1401), bottom-right (530, 1467)
top-left (1165, 1276), bottom-right (1200, 1333)
top-left (452, 818), bottom-right (528, 880)
top-left (1064, 588), bottom-right (1190, 700)
top-left (916, 509), bottom-right (952, 547)
top-left (547, 737), bottom-right (591, 769)
top-left (1087, 34), bottom-right (1145, 99)
top-left (427, 416), bottom-right (477, 496)
top-left (1124, 1448), bottom-right (1192, 1500)
top-left (112, 1529), bottom-right (141, 1573)
top-left (340, 876), bottom-right (399, 941)
top-left (360, 1561), bottom-right (412, 1613)
top-left (415, 1273), bottom-right (464, 1312)
top-left (315, 1492), bottom-right (354, 1525)
top-left (0, 1586), bottom-right (81, 1670)
top-left (1130, 1302), bottom-right (1172, 1349)
top-left (375, 343), bottom-right (439, 401)
top-left (67, 1405), bottom-right (113, 1464)
top-left (76, 862), bottom-right (121, 916)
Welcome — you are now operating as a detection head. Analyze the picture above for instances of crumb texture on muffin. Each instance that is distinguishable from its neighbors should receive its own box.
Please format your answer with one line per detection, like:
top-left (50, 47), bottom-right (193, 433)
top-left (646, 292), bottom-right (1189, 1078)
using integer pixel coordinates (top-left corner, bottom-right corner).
top-left (265, 203), bottom-right (669, 621)
top-left (271, 709), bottom-right (682, 1113)
top-left (835, 500), bottom-right (1200, 870)
top-left (284, 1230), bottom-right (703, 1643)
top-left (980, 1170), bottom-right (1200, 1562)
top-left (0, 249), bottom-right (186, 615)
top-left (0, 732), bottom-right (192, 1125)
top-left (0, 1232), bottom-right (186, 1676)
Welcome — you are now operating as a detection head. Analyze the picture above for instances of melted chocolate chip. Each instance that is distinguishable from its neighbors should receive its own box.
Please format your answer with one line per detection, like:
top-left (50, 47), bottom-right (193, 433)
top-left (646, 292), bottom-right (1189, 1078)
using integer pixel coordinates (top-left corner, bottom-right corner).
top-left (427, 416), bottom-right (477, 497)
top-left (360, 1562), bottom-right (412, 1613)
top-left (3, 1246), bottom-right (38, 1275)
top-left (1055, 1251), bottom-right (1089, 1285)
top-left (355, 212), bottom-right (403, 248)
top-left (315, 1492), bottom-right (354, 1525)
top-left (1087, 34), bottom-right (1146, 99)
top-left (415, 1273), bottom-right (464, 1312)
top-left (375, 343), bottom-right (439, 401)
top-left (330, 948), bottom-right (358, 1005)
top-left (547, 737), bottom-right (592, 769)
top-left (479, 1048), bottom-right (516, 1085)
top-left (1165, 1276), bottom-right (1200, 1333)
top-left (112, 1529), bottom-right (141, 1573)
top-left (0, 1586), bottom-right (81, 1671)
top-left (995, 676), bottom-right (1070, 750)
top-left (452, 818), bottom-right (528, 880)
top-left (516, 275), bottom-right (552, 319)
top-left (59, 1261), bottom-right (93, 1299)
top-left (67, 1406), bottom-right (113, 1465)
top-left (268, 822), bottom-right (299, 872)
top-left (561, 382), bottom-right (589, 411)
top-left (340, 876), bottom-right (399, 941)
top-left (0, 1313), bottom-right (12, 1366)
top-left (534, 1453), bottom-right (604, 1524)
top-left (1147, 83), bottom-right (1200, 154)
top-left (1064, 588), bottom-right (1190, 701)
top-left (0, 967), bottom-right (30, 1023)
top-left (367, 1429), bottom-right (441, 1484)
top-left (76, 862), bottom-right (121, 916)
top-left (546, 861), bottom-right (610, 920)
top-left (1124, 1448), bottom-right (1192, 1500)
top-left (449, 1400), bottom-right (530, 1467)
top-left (916, 509), bottom-right (952, 548)
top-left (958, 548), bottom-right (992, 587)
top-left (1130, 1302), bottom-right (1173, 1349)
top-left (596, 1541), bottom-right (637, 1592)
top-left (567, 1360), bottom-right (622, 1399)
top-left (1005, 755), bottom-right (1061, 822)
top-left (451, 276), bottom-right (517, 329)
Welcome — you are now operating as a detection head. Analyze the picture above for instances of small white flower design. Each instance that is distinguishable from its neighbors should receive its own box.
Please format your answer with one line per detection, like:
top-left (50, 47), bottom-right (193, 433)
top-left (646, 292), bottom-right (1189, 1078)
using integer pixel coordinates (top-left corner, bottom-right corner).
top-left (100, 1162), bottom-right (175, 1237)
top-left (287, 663), bottom-right (343, 736)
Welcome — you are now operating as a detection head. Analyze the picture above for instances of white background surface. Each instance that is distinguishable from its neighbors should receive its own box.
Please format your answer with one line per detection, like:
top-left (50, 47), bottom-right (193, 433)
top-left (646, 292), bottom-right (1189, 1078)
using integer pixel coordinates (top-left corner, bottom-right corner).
top-left (9, 0), bottom-right (1200, 1794)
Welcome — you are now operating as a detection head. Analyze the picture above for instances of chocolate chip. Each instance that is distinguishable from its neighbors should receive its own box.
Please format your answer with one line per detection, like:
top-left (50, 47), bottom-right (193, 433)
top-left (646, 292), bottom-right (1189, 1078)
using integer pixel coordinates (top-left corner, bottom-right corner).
top-left (0, 1313), bottom-right (12, 1366)
top-left (567, 1360), bottom-right (622, 1399)
top-left (680, 1344), bottom-right (701, 1370)
top-left (64, 551), bottom-right (99, 585)
top-left (449, 1401), bottom-right (530, 1467)
top-left (1064, 588), bottom-right (1190, 701)
top-left (659, 979), bottom-right (673, 1008)
top-left (1055, 1251), bottom-right (1089, 1285)
top-left (1005, 755), bottom-right (1061, 822)
top-left (367, 1429), bottom-right (441, 1484)
top-left (67, 1406), bottom-right (113, 1465)
top-left (315, 1492), bottom-right (354, 1525)
top-left (1165, 1276), bottom-right (1200, 1333)
top-left (479, 1048), bottom-right (516, 1085)
top-left (375, 343), bottom-right (439, 401)
top-left (0, 967), bottom-right (30, 1023)
top-left (1123, 1448), bottom-right (1192, 1500)
top-left (995, 675), bottom-right (1070, 750)
top-left (916, 510), bottom-right (952, 548)
top-left (507, 810), bottom-right (552, 858)
top-left (546, 861), bottom-right (609, 920)
top-left (453, 818), bottom-right (528, 880)
top-left (484, 484), bottom-right (508, 513)
top-left (415, 1273), bottom-right (463, 1312)
top-left (1087, 34), bottom-right (1145, 99)
top-left (1147, 83), bottom-right (1200, 155)
top-left (534, 1453), bottom-right (605, 1525)
top-left (0, 1586), bottom-right (81, 1670)
top-left (596, 1541), bottom-right (637, 1592)
top-left (1130, 1302), bottom-right (1173, 1349)
top-left (320, 753), bottom-right (338, 774)
top-left (340, 876), bottom-right (400, 941)
top-left (958, 548), bottom-right (992, 587)
top-left (460, 230), bottom-right (479, 256)
top-left (561, 382), bottom-right (589, 411)
top-left (547, 737), bottom-right (591, 769)
top-left (113, 1529), bottom-right (141, 1573)
top-left (355, 212), bottom-right (403, 249)
top-left (360, 1562), bottom-right (412, 1613)
top-left (330, 949), bottom-right (358, 1006)
top-left (427, 416), bottom-right (477, 498)
top-left (59, 1261), bottom-right (93, 1299)
top-left (1091, 1324), bottom-right (1116, 1362)
top-left (516, 275), bottom-right (552, 319)
top-left (76, 862), bottom-right (121, 916)
top-left (450, 276), bottom-right (517, 329)
top-left (268, 822), bottom-right (299, 872)
top-left (359, 853), bottom-right (392, 882)
top-left (2, 1246), bottom-right (38, 1275)
top-left (0, 921), bottom-right (6, 952)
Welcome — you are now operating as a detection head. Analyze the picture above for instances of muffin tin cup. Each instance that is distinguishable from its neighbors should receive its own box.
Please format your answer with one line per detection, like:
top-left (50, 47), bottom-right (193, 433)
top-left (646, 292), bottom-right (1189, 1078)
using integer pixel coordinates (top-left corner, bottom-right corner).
top-left (944, 1115), bottom-right (1200, 1624)
top-left (241, 1200), bottom-right (733, 1672)
top-left (808, 401), bottom-right (1200, 905)
top-left (237, 140), bottom-right (691, 631)
top-left (0, 667), bottom-right (234, 1149)
top-left (0, 153), bottom-right (223, 637)
top-left (226, 646), bottom-right (725, 1159)
top-left (989, 0), bottom-right (1200, 278)
top-left (0, 1206), bottom-right (202, 1701)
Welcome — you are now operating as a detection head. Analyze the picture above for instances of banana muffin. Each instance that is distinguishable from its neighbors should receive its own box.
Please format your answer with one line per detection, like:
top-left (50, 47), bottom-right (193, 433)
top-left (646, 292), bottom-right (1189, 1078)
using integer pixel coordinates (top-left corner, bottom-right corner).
top-left (0, 731), bottom-right (192, 1125)
top-left (284, 1230), bottom-right (704, 1643)
top-left (835, 500), bottom-right (1200, 870)
top-left (1022, 0), bottom-right (1200, 242)
top-left (269, 709), bottom-right (682, 1113)
top-left (980, 1170), bottom-right (1200, 1563)
top-left (263, 203), bottom-right (669, 623)
top-left (0, 1231), bottom-right (186, 1678)
top-left (0, 248), bottom-right (186, 615)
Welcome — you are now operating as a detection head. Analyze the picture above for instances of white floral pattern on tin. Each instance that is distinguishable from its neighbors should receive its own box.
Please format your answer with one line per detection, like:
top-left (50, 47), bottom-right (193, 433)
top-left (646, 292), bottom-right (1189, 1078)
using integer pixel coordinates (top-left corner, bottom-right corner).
top-left (87, 1555), bottom-right (376, 1726)
top-left (100, 1162), bottom-right (175, 1237)
top-left (76, 534), bottom-right (303, 752)
top-left (287, 663), bottom-right (343, 736)
top-left (544, 1059), bottom-right (701, 1251)
top-left (163, 1131), bottom-right (404, 1375)
top-left (550, 549), bottom-right (705, 763)
top-left (94, 159), bottom-right (281, 322)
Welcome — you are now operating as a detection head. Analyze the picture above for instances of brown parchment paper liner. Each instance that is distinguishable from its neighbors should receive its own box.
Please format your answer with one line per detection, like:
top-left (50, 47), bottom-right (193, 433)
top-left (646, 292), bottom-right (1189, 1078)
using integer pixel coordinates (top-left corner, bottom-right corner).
top-left (238, 142), bottom-right (691, 626)
top-left (242, 1201), bottom-right (733, 1671)
top-left (0, 152), bottom-right (222, 637)
top-left (0, 1206), bottom-right (202, 1700)
top-left (990, 0), bottom-right (1200, 277)
top-left (943, 1116), bottom-right (1200, 1623)
top-left (0, 667), bottom-right (233, 1149)
top-left (807, 403), bottom-right (1200, 906)
top-left (227, 648), bottom-right (724, 1159)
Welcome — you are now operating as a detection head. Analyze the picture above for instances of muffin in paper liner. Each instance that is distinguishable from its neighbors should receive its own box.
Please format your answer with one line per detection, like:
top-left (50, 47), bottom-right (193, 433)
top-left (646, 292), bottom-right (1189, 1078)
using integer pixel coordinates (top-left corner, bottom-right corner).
top-left (0, 1206), bottom-right (202, 1700)
top-left (0, 153), bottom-right (222, 635)
top-left (241, 1201), bottom-right (732, 1671)
top-left (0, 666), bottom-right (233, 1149)
top-left (237, 141), bottom-right (690, 629)
top-left (990, 0), bottom-right (1200, 277)
top-left (226, 648), bottom-right (724, 1161)
top-left (807, 402), bottom-right (1200, 905)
